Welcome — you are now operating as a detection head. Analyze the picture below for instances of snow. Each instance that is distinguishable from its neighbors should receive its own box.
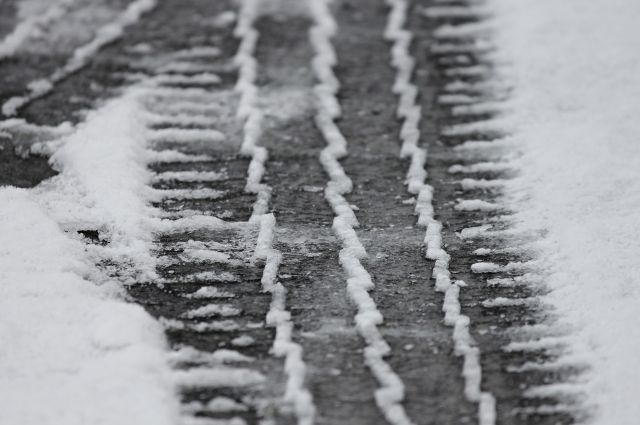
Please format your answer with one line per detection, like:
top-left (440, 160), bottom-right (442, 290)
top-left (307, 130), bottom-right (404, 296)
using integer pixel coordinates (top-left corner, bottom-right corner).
top-left (489, 0), bottom-right (640, 422)
top-left (148, 128), bottom-right (227, 143)
top-left (0, 188), bottom-right (179, 425)
top-left (233, 3), bottom-right (316, 423)
top-left (309, 2), bottom-right (415, 424)
top-left (181, 304), bottom-right (242, 319)
top-left (0, 0), bottom-right (78, 59)
top-left (185, 287), bottom-right (235, 299)
top-left (183, 397), bottom-right (248, 413)
top-left (386, 1), bottom-right (495, 423)
top-left (36, 91), bottom-right (158, 281)
top-left (153, 170), bottom-right (227, 183)
top-left (173, 367), bottom-right (266, 388)
top-left (2, 0), bottom-right (157, 116)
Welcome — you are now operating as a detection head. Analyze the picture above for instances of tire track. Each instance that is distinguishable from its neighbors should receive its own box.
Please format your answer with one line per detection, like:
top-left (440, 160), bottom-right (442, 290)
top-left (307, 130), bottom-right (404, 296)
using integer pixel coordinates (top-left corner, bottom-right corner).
top-left (233, 2), bottom-right (315, 423)
top-left (252, 7), bottom-right (383, 425)
top-left (309, 1), bottom-right (416, 424)
top-left (384, 1), bottom-right (496, 424)
top-left (413, 1), bottom-right (582, 424)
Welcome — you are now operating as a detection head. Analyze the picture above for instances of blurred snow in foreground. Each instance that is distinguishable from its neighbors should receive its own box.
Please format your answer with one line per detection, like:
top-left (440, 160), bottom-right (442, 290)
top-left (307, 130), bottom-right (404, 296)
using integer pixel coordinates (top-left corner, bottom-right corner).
top-left (0, 94), bottom-right (178, 425)
top-left (492, 0), bottom-right (640, 422)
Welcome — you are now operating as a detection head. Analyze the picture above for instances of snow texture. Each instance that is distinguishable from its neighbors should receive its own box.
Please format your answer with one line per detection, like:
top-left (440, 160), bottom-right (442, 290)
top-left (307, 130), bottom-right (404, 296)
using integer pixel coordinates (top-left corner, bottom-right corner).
top-left (0, 0), bottom-right (78, 59)
top-left (36, 91), bottom-right (159, 281)
top-left (2, 0), bottom-right (157, 116)
top-left (0, 184), bottom-right (177, 425)
top-left (490, 0), bottom-right (640, 422)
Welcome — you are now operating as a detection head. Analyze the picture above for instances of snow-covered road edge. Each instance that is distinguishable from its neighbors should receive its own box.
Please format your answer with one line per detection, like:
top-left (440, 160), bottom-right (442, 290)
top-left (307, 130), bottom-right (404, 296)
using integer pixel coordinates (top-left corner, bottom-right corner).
top-left (0, 92), bottom-right (179, 425)
top-left (489, 0), bottom-right (640, 423)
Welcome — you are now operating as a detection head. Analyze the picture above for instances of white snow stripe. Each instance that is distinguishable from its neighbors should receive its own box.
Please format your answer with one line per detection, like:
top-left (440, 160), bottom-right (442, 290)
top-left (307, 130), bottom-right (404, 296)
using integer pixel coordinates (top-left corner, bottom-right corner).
top-left (442, 118), bottom-right (509, 137)
top-left (1, 0), bottom-right (157, 116)
top-left (233, 3), bottom-right (315, 424)
top-left (173, 367), bottom-right (266, 388)
top-left (169, 346), bottom-right (254, 365)
top-left (181, 304), bottom-right (241, 319)
top-left (310, 2), bottom-right (414, 424)
top-left (182, 397), bottom-right (249, 414)
top-left (385, 1), bottom-right (496, 424)
top-left (153, 171), bottom-right (226, 183)
top-left (459, 178), bottom-right (507, 190)
top-left (148, 127), bottom-right (226, 143)
top-left (0, 0), bottom-right (79, 59)
top-left (152, 73), bottom-right (222, 86)
top-left (448, 161), bottom-right (515, 174)
top-left (170, 46), bottom-right (222, 60)
top-left (160, 61), bottom-right (219, 74)
top-left (160, 318), bottom-right (241, 333)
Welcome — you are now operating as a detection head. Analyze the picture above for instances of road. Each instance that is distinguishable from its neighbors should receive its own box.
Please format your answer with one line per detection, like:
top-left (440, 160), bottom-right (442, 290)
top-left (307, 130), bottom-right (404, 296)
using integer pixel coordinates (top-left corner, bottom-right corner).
top-left (0, 0), bottom-right (581, 424)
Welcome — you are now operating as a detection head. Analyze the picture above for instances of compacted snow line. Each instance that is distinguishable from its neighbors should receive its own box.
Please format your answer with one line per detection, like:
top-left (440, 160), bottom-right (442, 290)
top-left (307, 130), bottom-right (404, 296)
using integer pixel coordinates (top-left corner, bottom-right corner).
top-left (384, 1), bottom-right (496, 424)
top-left (151, 73), bottom-right (223, 86)
top-left (145, 112), bottom-right (220, 128)
top-left (232, 2), bottom-right (315, 423)
top-left (0, 0), bottom-right (79, 59)
top-left (309, 2), bottom-right (414, 424)
top-left (1, 0), bottom-right (157, 116)
top-left (148, 128), bottom-right (227, 143)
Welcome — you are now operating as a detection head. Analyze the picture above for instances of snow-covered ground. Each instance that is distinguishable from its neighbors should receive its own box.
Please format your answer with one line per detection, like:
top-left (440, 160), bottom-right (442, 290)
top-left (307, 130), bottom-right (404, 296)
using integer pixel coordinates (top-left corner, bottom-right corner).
top-left (491, 0), bottom-right (640, 423)
top-left (0, 93), bottom-right (179, 425)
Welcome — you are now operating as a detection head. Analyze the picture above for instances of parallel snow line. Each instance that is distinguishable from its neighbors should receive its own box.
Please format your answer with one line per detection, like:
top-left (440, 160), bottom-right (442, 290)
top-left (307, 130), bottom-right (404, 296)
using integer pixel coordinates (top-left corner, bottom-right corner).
top-left (233, 2), bottom-right (315, 424)
top-left (309, 2), bottom-right (414, 424)
top-left (0, 0), bottom-right (79, 59)
top-left (1, 0), bottom-right (157, 116)
top-left (384, 1), bottom-right (496, 424)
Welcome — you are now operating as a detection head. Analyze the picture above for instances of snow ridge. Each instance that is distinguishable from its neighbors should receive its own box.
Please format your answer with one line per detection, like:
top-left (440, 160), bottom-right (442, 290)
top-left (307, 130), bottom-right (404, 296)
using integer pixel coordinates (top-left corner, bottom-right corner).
top-left (2, 0), bottom-right (157, 116)
top-left (309, 2), bottom-right (414, 424)
top-left (233, 2), bottom-right (315, 424)
top-left (384, 1), bottom-right (496, 424)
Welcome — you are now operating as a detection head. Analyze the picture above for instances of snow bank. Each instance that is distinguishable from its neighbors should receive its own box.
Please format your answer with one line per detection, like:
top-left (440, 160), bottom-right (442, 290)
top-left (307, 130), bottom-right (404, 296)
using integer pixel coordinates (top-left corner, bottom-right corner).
top-left (0, 188), bottom-right (179, 425)
top-left (36, 90), bottom-right (158, 280)
top-left (491, 0), bottom-right (640, 422)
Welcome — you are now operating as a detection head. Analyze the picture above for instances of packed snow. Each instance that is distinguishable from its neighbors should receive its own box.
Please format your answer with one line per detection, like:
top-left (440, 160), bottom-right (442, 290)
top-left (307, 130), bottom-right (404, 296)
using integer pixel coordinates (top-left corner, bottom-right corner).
top-left (490, 0), bottom-right (640, 422)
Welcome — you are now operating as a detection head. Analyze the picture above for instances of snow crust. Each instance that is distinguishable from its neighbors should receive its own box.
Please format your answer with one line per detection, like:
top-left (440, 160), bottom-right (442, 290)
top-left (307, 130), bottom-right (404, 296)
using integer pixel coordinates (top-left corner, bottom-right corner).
top-left (489, 0), bottom-right (640, 422)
